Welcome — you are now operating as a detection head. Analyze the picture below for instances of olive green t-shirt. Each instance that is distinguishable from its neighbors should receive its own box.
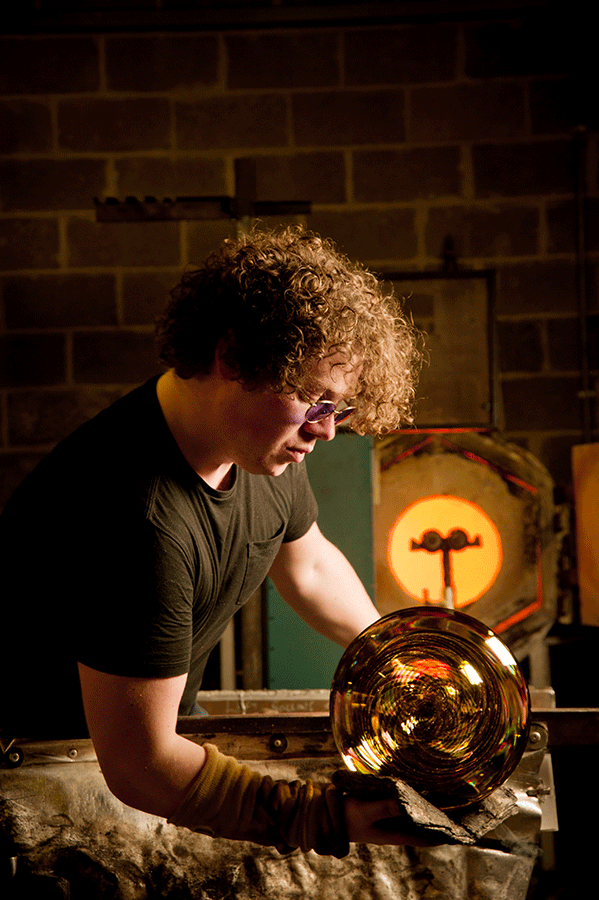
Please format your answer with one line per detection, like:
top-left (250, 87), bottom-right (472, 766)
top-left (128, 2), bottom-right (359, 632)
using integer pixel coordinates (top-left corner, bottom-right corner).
top-left (0, 378), bottom-right (317, 736)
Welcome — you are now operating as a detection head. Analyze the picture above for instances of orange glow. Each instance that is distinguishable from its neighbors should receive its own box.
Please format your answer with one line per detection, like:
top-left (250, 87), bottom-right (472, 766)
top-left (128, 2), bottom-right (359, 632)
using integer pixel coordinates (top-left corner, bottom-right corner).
top-left (387, 495), bottom-right (503, 608)
top-left (392, 657), bottom-right (455, 681)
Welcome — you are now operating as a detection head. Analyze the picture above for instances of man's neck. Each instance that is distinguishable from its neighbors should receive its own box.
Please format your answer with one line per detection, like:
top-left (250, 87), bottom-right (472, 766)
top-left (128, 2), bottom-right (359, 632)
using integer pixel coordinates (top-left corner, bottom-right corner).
top-left (156, 370), bottom-right (235, 490)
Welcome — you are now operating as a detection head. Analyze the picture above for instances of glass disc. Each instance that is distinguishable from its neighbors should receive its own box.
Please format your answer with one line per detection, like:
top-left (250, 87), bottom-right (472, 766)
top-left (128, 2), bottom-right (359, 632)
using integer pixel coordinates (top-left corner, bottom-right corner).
top-left (330, 607), bottom-right (530, 809)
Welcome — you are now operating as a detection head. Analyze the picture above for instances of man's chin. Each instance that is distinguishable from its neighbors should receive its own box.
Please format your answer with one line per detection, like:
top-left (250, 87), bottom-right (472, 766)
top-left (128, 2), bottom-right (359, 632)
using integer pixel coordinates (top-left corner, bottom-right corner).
top-left (241, 458), bottom-right (290, 477)
top-left (268, 460), bottom-right (291, 477)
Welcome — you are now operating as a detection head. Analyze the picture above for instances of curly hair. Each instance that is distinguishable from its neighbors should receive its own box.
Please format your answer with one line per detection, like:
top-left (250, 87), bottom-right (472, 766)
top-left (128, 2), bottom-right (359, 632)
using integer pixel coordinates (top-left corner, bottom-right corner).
top-left (156, 226), bottom-right (422, 434)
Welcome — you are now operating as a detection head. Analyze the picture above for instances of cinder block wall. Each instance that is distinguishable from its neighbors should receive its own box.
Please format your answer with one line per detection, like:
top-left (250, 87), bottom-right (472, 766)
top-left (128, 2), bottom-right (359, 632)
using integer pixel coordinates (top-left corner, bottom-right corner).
top-left (1, 11), bottom-right (597, 508)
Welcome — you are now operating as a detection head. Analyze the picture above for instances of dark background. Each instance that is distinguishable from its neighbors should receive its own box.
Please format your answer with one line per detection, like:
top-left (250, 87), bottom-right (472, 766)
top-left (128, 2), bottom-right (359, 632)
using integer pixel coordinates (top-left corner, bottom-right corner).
top-left (1, 4), bottom-right (597, 898)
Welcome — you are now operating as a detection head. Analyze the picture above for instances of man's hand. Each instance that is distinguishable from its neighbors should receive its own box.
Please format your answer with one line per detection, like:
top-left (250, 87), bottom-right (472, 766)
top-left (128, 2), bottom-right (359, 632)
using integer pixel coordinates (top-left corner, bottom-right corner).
top-left (344, 795), bottom-right (439, 847)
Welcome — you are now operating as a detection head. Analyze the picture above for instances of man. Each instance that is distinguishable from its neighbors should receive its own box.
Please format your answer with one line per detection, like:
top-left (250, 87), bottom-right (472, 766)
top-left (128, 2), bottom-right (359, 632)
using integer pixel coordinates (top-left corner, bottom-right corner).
top-left (0, 227), bottom-right (422, 857)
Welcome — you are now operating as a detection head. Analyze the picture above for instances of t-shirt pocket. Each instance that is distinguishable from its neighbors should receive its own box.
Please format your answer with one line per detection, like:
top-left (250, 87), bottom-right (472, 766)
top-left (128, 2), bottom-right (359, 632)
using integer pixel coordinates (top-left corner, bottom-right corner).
top-left (235, 524), bottom-right (286, 606)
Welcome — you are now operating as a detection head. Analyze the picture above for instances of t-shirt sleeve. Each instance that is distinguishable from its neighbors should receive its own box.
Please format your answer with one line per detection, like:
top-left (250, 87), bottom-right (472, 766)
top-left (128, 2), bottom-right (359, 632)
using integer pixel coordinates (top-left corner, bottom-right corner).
top-left (74, 518), bottom-right (195, 679)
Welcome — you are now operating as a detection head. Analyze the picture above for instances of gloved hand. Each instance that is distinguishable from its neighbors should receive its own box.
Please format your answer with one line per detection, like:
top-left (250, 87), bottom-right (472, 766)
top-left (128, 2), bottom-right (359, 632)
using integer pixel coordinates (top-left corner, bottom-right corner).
top-left (167, 743), bottom-right (349, 857)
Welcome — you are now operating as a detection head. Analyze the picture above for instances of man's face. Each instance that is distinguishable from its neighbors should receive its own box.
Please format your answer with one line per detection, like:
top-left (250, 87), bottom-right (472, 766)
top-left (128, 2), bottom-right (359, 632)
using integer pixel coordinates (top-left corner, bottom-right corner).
top-left (227, 351), bottom-right (361, 477)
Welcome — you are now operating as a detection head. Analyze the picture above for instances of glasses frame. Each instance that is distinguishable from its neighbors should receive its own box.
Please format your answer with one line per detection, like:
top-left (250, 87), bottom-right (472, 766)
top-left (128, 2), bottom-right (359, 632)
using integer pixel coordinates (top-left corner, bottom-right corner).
top-left (304, 399), bottom-right (356, 425)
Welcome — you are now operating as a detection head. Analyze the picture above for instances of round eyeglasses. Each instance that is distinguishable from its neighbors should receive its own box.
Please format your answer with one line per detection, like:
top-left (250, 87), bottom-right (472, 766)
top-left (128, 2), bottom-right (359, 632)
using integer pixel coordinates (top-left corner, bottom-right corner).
top-left (304, 400), bottom-right (356, 425)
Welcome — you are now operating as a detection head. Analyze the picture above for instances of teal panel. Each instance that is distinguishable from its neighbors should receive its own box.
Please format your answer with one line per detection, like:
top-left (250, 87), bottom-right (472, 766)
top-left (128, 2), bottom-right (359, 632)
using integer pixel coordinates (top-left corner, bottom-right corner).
top-left (267, 434), bottom-right (374, 689)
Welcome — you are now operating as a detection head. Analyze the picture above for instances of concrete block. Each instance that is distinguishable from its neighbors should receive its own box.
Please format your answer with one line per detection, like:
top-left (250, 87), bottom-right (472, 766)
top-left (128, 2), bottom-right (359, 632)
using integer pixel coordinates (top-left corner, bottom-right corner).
top-left (175, 95), bottom-right (288, 151)
top-left (114, 156), bottom-right (226, 202)
top-left (106, 33), bottom-right (219, 91)
top-left (0, 36), bottom-right (99, 94)
top-left (0, 159), bottom-right (107, 213)
top-left (409, 83), bottom-right (525, 143)
top-left (497, 320), bottom-right (544, 373)
top-left (226, 31), bottom-right (339, 89)
top-left (354, 147), bottom-right (461, 202)
top-left (0, 100), bottom-right (53, 153)
top-left (547, 198), bottom-right (599, 254)
top-left (425, 204), bottom-right (539, 259)
top-left (547, 315), bottom-right (598, 371)
top-left (345, 23), bottom-right (458, 85)
top-left (308, 208), bottom-right (417, 263)
top-left (473, 140), bottom-right (573, 198)
top-left (72, 330), bottom-right (159, 384)
top-left (252, 152), bottom-right (346, 204)
top-left (0, 219), bottom-right (60, 271)
top-left (58, 98), bottom-right (171, 152)
top-left (498, 261), bottom-right (578, 315)
top-left (529, 77), bottom-right (578, 136)
top-left (292, 90), bottom-right (405, 146)
top-left (186, 220), bottom-right (239, 264)
top-left (122, 271), bottom-right (179, 326)
top-left (501, 375), bottom-right (582, 430)
top-left (67, 218), bottom-right (180, 268)
top-left (2, 274), bottom-right (117, 328)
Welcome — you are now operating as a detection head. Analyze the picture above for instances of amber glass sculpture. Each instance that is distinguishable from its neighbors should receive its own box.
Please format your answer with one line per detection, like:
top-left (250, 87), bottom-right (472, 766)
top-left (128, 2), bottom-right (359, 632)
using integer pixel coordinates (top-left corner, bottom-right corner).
top-left (330, 607), bottom-right (530, 809)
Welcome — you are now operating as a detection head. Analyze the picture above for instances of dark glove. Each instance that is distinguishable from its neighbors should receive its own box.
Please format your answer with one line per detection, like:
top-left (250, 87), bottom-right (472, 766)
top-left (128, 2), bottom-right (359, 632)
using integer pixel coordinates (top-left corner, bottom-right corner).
top-left (167, 743), bottom-right (349, 857)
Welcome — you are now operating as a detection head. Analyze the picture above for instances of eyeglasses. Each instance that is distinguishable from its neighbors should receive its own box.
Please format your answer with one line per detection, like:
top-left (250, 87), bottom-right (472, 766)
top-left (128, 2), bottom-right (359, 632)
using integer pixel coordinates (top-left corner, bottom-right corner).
top-left (304, 399), bottom-right (356, 425)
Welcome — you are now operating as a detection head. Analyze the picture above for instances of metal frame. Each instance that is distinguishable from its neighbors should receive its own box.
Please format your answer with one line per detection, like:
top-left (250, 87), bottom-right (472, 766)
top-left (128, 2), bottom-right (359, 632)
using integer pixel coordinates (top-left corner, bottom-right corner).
top-left (3, 708), bottom-right (598, 769)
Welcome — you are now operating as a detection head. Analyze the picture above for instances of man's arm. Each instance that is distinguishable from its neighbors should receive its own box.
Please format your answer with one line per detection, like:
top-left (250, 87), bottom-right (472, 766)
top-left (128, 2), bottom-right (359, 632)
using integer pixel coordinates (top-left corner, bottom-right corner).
top-left (78, 662), bottom-right (431, 850)
top-left (77, 663), bottom-right (206, 818)
top-left (268, 521), bottom-right (380, 648)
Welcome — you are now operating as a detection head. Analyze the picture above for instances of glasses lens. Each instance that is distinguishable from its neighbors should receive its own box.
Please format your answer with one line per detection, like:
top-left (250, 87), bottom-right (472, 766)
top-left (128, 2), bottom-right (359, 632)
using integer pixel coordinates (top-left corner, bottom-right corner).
top-left (334, 406), bottom-right (356, 424)
top-left (305, 401), bottom-right (336, 423)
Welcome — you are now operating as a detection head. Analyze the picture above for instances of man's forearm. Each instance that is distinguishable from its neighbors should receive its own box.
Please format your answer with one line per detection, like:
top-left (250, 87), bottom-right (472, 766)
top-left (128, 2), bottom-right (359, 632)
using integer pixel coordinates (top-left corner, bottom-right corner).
top-left (78, 664), bottom-right (210, 820)
top-left (271, 535), bottom-right (380, 648)
top-left (97, 733), bottom-right (208, 820)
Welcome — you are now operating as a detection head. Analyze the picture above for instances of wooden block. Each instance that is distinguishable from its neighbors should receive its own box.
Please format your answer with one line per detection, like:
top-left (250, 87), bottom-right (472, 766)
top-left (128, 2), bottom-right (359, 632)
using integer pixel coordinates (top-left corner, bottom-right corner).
top-left (572, 443), bottom-right (599, 626)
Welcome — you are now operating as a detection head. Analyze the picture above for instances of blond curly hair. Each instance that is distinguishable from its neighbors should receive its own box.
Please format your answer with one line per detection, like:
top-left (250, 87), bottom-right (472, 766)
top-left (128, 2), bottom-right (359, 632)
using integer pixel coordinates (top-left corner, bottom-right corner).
top-left (156, 226), bottom-right (422, 434)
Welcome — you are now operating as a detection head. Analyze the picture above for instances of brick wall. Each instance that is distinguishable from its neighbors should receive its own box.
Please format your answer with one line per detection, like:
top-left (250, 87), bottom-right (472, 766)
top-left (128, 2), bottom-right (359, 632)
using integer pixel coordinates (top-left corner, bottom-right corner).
top-left (1, 12), bottom-right (597, 506)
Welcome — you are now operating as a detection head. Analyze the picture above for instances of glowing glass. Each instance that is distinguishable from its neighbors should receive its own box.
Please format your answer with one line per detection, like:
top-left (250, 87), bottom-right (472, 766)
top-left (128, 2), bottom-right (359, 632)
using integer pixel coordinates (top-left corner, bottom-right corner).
top-left (387, 496), bottom-right (503, 607)
top-left (330, 607), bottom-right (530, 809)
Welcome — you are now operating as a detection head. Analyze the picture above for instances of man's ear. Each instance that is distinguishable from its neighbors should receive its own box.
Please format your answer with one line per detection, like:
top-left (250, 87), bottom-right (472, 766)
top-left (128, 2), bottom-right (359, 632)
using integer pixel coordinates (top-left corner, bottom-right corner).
top-left (213, 333), bottom-right (240, 381)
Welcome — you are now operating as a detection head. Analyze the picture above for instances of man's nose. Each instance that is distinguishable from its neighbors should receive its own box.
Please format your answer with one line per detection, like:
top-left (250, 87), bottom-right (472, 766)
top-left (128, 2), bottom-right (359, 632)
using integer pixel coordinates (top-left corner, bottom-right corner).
top-left (303, 414), bottom-right (336, 441)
